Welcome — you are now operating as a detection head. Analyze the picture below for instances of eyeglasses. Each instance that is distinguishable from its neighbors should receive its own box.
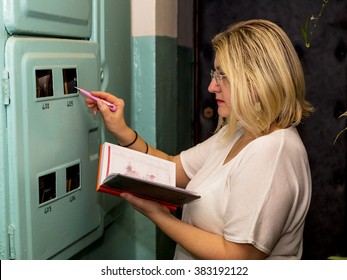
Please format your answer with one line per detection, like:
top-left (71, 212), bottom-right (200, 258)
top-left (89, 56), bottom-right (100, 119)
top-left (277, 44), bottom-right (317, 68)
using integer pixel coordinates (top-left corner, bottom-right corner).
top-left (210, 70), bottom-right (227, 86)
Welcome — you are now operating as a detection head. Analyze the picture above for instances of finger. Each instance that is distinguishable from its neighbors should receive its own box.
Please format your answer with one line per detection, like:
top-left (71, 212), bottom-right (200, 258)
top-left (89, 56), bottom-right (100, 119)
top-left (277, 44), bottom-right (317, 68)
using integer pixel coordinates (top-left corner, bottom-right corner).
top-left (120, 193), bottom-right (140, 204)
top-left (92, 92), bottom-right (125, 113)
top-left (91, 91), bottom-right (118, 103)
top-left (85, 97), bottom-right (97, 105)
top-left (120, 193), bottom-right (170, 214)
top-left (84, 99), bottom-right (99, 115)
top-left (97, 100), bottom-right (112, 116)
top-left (120, 193), bottom-right (151, 212)
top-left (93, 107), bottom-right (98, 115)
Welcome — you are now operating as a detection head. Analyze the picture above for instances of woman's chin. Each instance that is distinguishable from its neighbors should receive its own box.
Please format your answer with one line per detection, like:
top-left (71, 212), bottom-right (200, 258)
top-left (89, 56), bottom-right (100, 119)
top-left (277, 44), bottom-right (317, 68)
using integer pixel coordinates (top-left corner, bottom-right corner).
top-left (217, 107), bottom-right (230, 118)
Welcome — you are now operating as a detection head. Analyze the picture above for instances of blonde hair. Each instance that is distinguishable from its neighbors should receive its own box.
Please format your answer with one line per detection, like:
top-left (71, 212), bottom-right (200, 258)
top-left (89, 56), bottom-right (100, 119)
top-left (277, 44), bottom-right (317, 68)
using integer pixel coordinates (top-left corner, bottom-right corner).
top-left (212, 19), bottom-right (314, 138)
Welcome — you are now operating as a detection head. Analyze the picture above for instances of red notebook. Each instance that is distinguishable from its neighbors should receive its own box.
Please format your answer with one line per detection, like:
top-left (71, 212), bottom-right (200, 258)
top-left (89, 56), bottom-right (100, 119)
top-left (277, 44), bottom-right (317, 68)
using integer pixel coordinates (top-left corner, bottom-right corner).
top-left (96, 142), bottom-right (200, 211)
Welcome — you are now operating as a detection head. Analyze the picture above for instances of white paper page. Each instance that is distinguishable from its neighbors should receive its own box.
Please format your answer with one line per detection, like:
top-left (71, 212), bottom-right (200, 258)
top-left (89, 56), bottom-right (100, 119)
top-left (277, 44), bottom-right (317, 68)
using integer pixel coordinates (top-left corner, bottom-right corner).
top-left (101, 142), bottom-right (176, 187)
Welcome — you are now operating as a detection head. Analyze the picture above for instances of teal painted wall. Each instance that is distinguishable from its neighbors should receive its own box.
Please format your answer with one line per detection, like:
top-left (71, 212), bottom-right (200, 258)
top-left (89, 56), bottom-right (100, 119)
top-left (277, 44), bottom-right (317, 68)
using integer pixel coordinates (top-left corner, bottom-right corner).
top-left (131, 35), bottom-right (180, 260)
top-left (132, 36), bottom-right (178, 153)
top-left (132, 37), bottom-right (193, 153)
top-left (131, 36), bottom-right (157, 145)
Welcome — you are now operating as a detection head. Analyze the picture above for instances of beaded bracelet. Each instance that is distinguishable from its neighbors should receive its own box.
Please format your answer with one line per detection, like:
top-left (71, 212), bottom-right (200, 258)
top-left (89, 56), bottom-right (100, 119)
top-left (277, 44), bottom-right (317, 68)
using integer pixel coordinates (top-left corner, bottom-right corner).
top-left (120, 130), bottom-right (138, 147)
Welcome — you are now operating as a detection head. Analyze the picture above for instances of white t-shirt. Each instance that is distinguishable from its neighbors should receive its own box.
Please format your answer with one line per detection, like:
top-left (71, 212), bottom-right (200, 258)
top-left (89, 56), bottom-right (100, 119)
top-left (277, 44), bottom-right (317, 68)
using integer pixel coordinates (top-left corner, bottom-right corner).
top-left (174, 126), bottom-right (311, 260)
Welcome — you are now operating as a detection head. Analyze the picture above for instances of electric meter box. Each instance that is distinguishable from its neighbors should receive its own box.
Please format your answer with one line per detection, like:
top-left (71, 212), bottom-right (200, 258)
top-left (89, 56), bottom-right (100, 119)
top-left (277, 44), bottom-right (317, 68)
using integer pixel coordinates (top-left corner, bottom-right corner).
top-left (4, 36), bottom-right (103, 259)
top-left (3, 0), bottom-right (92, 38)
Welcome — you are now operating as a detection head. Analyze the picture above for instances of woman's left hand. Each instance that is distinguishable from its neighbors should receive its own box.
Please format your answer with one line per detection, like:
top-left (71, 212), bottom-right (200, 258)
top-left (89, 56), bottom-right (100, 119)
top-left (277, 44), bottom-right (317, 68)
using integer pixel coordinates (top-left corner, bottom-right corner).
top-left (120, 193), bottom-right (171, 218)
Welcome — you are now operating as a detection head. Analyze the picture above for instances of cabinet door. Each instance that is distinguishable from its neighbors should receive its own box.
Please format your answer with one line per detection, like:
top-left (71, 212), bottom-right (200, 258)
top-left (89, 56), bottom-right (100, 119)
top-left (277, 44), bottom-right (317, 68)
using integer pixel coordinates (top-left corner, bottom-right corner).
top-left (3, 0), bottom-right (92, 38)
top-left (5, 36), bottom-right (103, 259)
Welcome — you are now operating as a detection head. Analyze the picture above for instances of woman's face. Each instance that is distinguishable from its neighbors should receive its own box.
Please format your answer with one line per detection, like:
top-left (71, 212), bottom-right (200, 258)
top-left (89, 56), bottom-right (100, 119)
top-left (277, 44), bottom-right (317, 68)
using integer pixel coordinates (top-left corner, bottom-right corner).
top-left (208, 56), bottom-right (231, 118)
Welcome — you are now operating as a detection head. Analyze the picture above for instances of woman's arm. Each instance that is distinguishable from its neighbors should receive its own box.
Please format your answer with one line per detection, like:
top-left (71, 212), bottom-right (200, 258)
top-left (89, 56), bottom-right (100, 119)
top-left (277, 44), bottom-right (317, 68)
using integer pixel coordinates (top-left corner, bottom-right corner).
top-left (85, 91), bottom-right (190, 188)
top-left (121, 193), bottom-right (267, 260)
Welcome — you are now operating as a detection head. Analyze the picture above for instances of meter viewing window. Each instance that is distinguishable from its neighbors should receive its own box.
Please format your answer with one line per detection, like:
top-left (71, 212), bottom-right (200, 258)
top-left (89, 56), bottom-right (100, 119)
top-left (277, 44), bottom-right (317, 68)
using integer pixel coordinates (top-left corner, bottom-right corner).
top-left (36, 69), bottom-right (53, 98)
top-left (63, 68), bottom-right (77, 94)
top-left (66, 164), bottom-right (80, 192)
top-left (39, 172), bottom-right (56, 204)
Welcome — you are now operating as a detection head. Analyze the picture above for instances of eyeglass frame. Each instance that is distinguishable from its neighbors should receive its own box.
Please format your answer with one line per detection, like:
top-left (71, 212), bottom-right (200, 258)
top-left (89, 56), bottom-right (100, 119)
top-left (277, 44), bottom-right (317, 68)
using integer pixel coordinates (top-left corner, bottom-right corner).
top-left (210, 70), bottom-right (227, 85)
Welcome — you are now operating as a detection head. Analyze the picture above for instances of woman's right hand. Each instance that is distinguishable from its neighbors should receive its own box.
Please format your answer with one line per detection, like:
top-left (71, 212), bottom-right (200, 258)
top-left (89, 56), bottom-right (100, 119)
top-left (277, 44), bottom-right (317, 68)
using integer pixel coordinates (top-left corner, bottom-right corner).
top-left (85, 91), bottom-right (127, 137)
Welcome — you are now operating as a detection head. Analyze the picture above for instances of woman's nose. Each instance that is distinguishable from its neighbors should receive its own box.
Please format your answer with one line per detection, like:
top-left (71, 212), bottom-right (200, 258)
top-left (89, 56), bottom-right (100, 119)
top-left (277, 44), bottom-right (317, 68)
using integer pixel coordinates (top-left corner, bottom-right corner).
top-left (208, 79), bottom-right (219, 94)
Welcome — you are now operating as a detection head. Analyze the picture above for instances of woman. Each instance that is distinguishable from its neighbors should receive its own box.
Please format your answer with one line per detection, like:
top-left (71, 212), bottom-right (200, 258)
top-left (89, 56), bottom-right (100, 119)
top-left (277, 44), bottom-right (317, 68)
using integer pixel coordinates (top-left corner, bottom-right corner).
top-left (86, 19), bottom-right (314, 259)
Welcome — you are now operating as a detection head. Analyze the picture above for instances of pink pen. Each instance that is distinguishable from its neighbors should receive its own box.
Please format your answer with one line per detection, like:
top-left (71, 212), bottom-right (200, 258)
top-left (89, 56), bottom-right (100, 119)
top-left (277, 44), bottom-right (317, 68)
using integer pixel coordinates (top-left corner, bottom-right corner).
top-left (75, 87), bottom-right (117, 112)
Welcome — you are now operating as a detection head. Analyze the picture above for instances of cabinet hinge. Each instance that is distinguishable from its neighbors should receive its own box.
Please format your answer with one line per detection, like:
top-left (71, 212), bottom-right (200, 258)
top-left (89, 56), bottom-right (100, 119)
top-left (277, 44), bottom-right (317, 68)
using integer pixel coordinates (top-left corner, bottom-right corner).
top-left (2, 70), bottom-right (10, 106)
top-left (7, 224), bottom-right (15, 260)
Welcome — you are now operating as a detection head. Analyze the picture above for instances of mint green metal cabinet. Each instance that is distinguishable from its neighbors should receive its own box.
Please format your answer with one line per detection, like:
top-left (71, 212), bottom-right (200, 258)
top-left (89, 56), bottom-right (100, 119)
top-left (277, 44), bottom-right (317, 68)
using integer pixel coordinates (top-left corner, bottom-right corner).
top-left (3, 37), bottom-right (103, 259)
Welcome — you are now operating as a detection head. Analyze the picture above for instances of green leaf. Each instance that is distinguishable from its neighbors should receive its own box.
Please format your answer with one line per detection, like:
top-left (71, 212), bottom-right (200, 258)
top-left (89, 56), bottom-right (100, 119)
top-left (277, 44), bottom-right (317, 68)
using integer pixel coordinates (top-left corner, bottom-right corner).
top-left (300, 27), bottom-right (307, 41)
top-left (300, 18), bottom-right (310, 48)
